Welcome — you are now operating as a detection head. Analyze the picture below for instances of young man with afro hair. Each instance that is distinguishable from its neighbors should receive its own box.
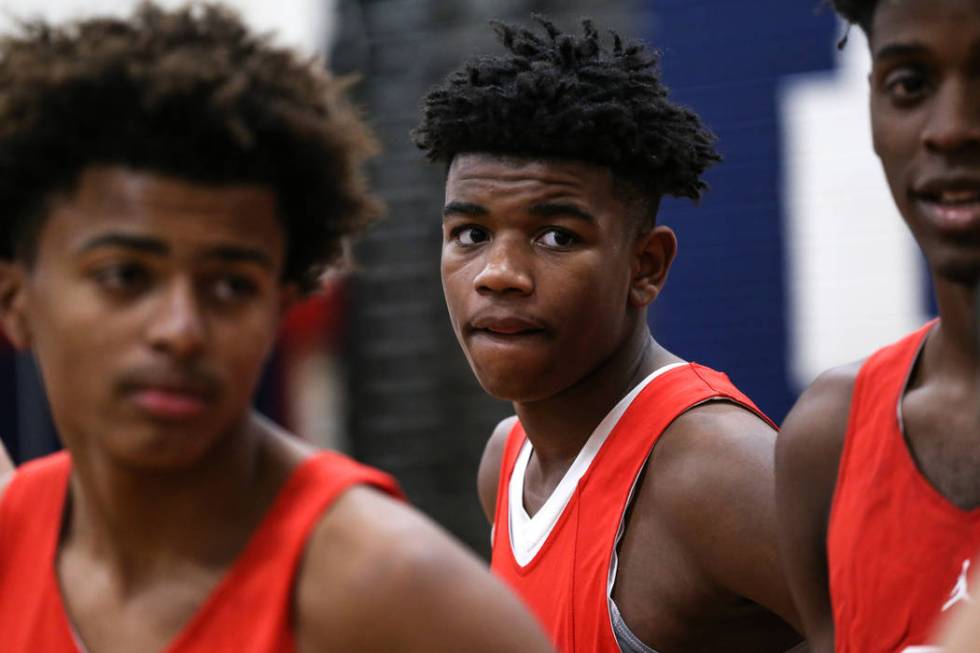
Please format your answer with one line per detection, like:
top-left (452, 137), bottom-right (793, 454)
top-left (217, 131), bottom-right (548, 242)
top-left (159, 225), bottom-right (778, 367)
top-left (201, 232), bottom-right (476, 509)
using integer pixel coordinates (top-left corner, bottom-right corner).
top-left (0, 4), bottom-right (554, 652)
top-left (415, 15), bottom-right (804, 653)
top-left (775, 0), bottom-right (980, 651)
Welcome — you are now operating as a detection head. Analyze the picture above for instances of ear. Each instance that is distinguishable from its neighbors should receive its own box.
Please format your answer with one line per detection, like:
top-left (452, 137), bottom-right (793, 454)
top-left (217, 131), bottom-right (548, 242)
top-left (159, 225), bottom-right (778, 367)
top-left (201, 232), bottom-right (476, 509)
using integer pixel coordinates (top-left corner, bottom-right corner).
top-left (628, 225), bottom-right (677, 308)
top-left (0, 261), bottom-right (32, 349)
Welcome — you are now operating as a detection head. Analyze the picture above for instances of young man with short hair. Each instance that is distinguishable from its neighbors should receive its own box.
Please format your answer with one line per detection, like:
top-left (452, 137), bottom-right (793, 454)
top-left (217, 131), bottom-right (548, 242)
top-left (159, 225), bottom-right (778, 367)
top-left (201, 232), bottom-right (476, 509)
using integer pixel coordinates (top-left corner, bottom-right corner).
top-left (775, 1), bottom-right (980, 651)
top-left (414, 16), bottom-right (804, 653)
top-left (0, 5), bottom-right (552, 652)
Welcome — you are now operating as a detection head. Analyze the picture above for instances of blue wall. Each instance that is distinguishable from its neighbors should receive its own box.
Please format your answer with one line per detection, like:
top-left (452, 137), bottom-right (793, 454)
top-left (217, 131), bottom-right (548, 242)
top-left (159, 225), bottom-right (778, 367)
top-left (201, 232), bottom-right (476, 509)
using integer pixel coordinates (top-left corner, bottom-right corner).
top-left (646, 1), bottom-right (837, 422)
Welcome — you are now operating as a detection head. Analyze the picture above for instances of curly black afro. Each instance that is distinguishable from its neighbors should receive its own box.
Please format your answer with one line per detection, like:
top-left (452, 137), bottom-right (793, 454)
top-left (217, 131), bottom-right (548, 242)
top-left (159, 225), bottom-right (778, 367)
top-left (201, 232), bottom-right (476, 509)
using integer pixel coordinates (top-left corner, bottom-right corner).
top-left (0, 1), bottom-right (380, 291)
top-left (413, 15), bottom-right (720, 208)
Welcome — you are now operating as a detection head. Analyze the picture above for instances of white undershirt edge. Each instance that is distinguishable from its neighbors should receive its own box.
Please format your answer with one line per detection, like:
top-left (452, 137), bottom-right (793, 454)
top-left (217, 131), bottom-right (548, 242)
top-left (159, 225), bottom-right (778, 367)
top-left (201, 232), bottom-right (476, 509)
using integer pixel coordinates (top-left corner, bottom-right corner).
top-left (507, 362), bottom-right (687, 567)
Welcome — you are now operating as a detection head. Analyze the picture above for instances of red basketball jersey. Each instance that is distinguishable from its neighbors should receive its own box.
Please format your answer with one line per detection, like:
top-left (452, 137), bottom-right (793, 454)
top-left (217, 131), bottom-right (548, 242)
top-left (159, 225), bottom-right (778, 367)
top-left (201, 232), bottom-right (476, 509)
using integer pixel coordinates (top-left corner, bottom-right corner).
top-left (490, 363), bottom-right (774, 652)
top-left (828, 321), bottom-right (980, 652)
top-left (0, 450), bottom-right (402, 652)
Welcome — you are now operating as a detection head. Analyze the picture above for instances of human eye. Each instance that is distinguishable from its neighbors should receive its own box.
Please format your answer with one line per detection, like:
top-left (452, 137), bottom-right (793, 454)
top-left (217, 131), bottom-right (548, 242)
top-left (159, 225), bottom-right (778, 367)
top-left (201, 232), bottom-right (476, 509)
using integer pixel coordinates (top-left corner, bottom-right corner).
top-left (452, 225), bottom-right (491, 246)
top-left (211, 273), bottom-right (260, 303)
top-left (536, 228), bottom-right (579, 249)
top-left (91, 261), bottom-right (152, 295)
top-left (881, 66), bottom-right (932, 104)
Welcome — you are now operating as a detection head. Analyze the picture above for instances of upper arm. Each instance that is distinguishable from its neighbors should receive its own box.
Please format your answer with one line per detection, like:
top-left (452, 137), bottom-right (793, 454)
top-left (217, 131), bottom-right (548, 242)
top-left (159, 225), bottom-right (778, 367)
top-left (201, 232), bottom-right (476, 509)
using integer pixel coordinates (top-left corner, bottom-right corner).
top-left (645, 402), bottom-right (802, 631)
top-left (297, 485), bottom-right (552, 653)
top-left (477, 416), bottom-right (516, 524)
top-left (774, 363), bottom-right (860, 653)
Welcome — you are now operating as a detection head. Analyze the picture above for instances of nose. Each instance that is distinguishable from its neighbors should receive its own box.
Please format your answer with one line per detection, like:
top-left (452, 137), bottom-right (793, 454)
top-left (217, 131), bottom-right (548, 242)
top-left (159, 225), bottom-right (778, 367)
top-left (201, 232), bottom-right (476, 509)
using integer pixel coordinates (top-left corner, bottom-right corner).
top-left (922, 78), bottom-right (980, 154)
top-left (146, 277), bottom-right (206, 358)
top-left (473, 236), bottom-right (534, 296)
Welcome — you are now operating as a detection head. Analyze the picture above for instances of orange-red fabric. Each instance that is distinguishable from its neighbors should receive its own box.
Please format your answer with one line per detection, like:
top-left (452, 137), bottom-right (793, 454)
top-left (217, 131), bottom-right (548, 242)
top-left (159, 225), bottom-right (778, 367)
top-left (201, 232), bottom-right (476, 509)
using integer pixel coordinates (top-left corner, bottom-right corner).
top-left (490, 363), bottom-right (774, 652)
top-left (0, 450), bottom-right (403, 652)
top-left (828, 321), bottom-right (980, 652)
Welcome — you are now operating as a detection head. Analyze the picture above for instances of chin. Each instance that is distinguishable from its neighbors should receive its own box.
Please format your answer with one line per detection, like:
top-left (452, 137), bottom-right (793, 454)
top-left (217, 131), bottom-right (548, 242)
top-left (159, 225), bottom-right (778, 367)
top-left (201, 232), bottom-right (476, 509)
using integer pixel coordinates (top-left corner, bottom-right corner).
top-left (103, 428), bottom-right (220, 471)
top-left (474, 370), bottom-right (564, 404)
top-left (931, 255), bottom-right (980, 287)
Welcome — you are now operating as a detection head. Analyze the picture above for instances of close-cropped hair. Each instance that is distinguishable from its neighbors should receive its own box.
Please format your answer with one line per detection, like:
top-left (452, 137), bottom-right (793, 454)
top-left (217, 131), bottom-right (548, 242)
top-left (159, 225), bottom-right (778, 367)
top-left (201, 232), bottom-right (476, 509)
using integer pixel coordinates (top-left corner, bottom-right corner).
top-left (830, 0), bottom-right (878, 34)
top-left (0, 1), bottom-right (380, 292)
top-left (412, 15), bottom-right (720, 216)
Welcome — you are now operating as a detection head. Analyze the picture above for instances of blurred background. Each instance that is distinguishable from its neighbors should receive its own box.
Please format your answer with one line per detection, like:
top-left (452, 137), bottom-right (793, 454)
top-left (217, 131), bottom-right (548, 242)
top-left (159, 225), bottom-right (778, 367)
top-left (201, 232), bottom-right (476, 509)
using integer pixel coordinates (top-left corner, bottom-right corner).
top-left (0, 0), bottom-right (932, 556)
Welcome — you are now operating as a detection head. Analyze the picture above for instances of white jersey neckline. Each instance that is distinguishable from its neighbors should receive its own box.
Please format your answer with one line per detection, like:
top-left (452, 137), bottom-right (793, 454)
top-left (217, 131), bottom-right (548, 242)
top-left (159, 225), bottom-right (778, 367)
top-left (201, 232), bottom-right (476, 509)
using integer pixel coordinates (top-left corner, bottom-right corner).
top-left (507, 362), bottom-right (687, 567)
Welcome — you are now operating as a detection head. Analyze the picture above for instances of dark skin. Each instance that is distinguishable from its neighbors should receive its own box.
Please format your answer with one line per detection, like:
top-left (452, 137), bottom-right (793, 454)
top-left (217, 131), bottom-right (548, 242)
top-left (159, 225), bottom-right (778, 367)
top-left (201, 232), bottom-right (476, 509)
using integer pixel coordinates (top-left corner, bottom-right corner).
top-left (443, 153), bottom-right (804, 651)
top-left (775, 1), bottom-right (980, 651)
top-left (0, 166), bottom-right (553, 653)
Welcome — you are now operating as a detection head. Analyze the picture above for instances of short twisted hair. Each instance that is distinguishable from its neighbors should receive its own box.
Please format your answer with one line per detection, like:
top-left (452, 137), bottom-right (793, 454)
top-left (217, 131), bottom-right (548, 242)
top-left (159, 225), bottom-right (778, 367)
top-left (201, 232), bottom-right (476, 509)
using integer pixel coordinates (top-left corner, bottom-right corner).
top-left (413, 15), bottom-right (720, 211)
top-left (0, 1), bottom-right (380, 291)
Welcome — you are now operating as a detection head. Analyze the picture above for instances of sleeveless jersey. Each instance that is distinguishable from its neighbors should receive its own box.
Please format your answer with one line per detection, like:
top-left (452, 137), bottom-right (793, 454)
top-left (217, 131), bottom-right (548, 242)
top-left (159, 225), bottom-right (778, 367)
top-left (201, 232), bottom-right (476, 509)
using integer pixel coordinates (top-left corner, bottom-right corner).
top-left (0, 449), bottom-right (403, 652)
top-left (490, 363), bottom-right (774, 652)
top-left (828, 321), bottom-right (980, 652)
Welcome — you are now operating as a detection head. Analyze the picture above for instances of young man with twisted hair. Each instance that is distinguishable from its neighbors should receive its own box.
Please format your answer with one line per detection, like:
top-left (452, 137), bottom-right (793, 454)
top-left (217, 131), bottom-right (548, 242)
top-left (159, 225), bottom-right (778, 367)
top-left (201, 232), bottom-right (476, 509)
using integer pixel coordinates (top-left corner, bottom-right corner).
top-left (0, 4), bottom-right (553, 651)
top-left (415, 16), bottom-right (804, 653)
top-left (775, 1), bottom-right (980, 651)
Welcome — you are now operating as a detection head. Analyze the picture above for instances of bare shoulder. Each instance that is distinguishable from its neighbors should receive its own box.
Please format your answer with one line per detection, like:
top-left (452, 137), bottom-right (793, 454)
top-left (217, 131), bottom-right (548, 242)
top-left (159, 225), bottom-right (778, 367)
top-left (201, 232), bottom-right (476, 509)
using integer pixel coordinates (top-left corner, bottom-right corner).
top-left (645, 401), bottom-right (778, 517)
top-left (635, 401), bottom-right (783, 574)
top-left (776, 361), bottom-right (862, 475)
top-left (774, 360), bottom-right (863, 653)
top-left (630, 400), bottom-right (802, 634)
top-left (477, 415), bottom-right (518, 523)
top-left (295, 484), bottom-right (551, 653)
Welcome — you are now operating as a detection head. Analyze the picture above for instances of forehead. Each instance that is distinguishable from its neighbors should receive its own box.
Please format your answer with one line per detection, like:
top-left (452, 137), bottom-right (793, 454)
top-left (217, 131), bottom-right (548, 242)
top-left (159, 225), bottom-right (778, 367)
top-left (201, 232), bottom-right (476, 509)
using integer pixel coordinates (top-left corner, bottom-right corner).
top-left (870, 0), bottom-right (980, 51)
top-left (445, 154), bottom-right (618, 204)
top-left (39, 166), bottom-right (285, 260)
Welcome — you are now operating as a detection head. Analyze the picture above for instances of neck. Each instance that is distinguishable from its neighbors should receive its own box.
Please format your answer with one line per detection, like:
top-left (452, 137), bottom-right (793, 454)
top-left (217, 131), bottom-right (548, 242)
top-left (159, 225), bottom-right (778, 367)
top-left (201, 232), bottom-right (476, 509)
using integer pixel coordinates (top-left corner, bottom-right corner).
top-left (63, 413), bottom-right (296, 585)
top-left (929, 276), bottom-right (980, 378)
top-left (513, 320), bottom-right (681, 475)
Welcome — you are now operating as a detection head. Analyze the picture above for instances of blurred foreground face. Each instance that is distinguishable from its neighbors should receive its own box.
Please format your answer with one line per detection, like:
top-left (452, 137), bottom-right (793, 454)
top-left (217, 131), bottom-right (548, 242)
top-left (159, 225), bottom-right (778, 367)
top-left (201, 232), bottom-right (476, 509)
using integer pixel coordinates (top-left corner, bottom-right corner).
top-left (869, 0), bottom-right (980, 285)
top-left (12, 166), bottom-right (288, 468)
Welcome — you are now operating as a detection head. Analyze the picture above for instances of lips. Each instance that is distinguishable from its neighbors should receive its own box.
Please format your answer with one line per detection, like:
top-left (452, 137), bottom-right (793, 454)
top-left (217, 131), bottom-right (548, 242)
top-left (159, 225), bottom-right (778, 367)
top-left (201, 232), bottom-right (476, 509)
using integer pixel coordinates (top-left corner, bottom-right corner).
top-left (131, 387), bottom-right (209, 419)
top-left (119, 371), bottom-right (218, 421)
top-left (469, 314), bottom-right (547, 336)
top-left (912, 176), bottom-right (980, 233)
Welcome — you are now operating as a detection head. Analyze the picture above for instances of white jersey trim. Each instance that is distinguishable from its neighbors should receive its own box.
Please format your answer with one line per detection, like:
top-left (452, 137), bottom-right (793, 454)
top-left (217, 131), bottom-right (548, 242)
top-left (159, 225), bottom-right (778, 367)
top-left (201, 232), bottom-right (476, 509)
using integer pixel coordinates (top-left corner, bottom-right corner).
top-left (507, 362), bottom-right (687, 567)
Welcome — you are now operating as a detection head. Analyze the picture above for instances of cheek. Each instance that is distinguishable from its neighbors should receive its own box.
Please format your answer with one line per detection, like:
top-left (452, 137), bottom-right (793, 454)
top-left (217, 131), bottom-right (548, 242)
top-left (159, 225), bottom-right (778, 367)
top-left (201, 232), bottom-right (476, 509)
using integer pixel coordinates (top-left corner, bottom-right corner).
top-left (558, 266), bottom-right (628, 334)
top-left (27, 290), bottom-right (120, 386)
top-left (871, 108), bottom-right (917, 193)
top-left (439, 260), bottom-right (470, 325)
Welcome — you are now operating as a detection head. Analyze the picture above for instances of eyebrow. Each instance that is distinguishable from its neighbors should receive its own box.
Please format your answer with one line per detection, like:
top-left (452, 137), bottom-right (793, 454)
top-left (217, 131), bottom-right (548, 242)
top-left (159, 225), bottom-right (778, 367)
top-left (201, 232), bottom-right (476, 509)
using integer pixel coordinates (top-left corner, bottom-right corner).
top-left (202, 245), bottom-right (275, 270)
top-left (873, 40), bottom-right (980, 67)
top-left (873, 42), bottom-right (929, 63)
top-left (527, 202), bottom-right (596, 223)
top-left (78, 233), bottom-right (275, 269)
top-left (79, 233), bottom-right (168, 255)
top-left (442, 200), bottom-right (596, 223)
top-left (442, 201), bottom-right (488, 219)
